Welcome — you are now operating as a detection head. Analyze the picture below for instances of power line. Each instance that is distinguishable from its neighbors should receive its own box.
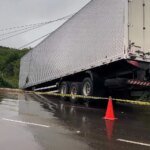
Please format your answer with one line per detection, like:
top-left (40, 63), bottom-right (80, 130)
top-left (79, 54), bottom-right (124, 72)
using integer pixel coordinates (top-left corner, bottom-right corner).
top-left (0, 24), bottom-right (46, 42)
top-left (0, 14), bottom-right (72, 42)
top-left (0, 24), bottom-right (43, 37)
top-left (0, 22), bottom-right (47, 32)
top-left (19, 33), bottom-right (50, 49)
top-left (0, 14), bottom-right (73, 32)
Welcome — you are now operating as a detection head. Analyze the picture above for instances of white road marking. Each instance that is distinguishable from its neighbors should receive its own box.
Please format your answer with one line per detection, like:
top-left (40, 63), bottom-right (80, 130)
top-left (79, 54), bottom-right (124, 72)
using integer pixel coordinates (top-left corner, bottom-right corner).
top-left (117, 139), bottom-right (150, 147)
top-left (2, 98), bottom-right (19, 102)
top-left (2, 118), bottom-right (50, 128)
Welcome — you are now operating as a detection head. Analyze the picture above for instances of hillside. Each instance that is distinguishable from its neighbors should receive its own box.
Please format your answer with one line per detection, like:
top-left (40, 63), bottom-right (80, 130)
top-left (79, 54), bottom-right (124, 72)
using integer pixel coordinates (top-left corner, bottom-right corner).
top-left (0, 46), bottom-right (29, 88)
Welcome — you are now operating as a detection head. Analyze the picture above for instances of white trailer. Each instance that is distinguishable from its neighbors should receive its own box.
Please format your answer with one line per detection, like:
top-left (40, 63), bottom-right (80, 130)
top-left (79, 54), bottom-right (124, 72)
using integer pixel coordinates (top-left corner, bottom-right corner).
top-left (19, 0), bottom-right (150, 100)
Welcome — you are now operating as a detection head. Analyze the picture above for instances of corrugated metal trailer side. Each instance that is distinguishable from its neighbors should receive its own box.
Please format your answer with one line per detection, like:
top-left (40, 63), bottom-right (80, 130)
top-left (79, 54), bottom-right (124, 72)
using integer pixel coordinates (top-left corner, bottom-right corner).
top-left (19, 51), bottom-right (32, 88)
top-left (19, 0), bottom-right (128, 88)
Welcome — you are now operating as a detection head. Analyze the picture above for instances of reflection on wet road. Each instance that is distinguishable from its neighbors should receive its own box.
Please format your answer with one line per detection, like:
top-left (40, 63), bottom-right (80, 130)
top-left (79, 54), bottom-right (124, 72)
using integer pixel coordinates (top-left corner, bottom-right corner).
top-left (0, 91), bottom-right (150, 150)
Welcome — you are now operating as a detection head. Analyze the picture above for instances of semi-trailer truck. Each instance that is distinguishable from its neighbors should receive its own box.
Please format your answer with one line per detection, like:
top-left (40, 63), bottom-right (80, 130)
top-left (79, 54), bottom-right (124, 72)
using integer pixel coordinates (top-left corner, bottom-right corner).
top-left (19, 0), bottom-right (150, 100)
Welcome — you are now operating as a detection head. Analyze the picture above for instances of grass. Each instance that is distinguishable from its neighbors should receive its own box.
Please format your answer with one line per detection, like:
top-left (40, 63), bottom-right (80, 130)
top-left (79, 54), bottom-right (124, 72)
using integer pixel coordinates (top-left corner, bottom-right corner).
top-left (0, 46), bottom-right (29, 88)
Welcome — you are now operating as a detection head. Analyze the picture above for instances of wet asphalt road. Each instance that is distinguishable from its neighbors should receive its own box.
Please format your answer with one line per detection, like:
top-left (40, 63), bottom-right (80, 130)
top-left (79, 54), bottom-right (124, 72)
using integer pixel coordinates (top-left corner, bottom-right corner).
top-left (0, 91), bottom-right (150, 150)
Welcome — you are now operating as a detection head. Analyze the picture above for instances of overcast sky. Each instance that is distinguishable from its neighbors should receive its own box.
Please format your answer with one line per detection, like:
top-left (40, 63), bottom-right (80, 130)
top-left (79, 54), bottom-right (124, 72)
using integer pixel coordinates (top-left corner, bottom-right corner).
top-left (0, 0), bottom-right (90, 49)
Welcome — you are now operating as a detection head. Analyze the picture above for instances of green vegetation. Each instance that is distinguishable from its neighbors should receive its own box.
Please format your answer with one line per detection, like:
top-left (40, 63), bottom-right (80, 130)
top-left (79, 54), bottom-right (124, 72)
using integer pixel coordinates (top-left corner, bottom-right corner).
top-left (0, 46), bottom-right (29, 88)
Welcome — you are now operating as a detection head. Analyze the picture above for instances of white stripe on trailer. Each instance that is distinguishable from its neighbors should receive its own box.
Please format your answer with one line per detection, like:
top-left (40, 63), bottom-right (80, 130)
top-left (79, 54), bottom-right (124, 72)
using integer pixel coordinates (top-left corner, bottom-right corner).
top-left (34, 85), bottom-right (57, 91)
top-left (140, 82), bottom-right (143, 85)
top-left (146, 83), bottom-right (149, 86)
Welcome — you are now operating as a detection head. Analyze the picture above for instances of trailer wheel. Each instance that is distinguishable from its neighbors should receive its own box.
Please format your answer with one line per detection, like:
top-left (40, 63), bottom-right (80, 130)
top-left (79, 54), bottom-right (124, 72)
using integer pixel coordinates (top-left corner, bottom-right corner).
top-left (59, 82), bottom-right (70, 100)
top-left (69, 82), bottom-right (81, 103)
top-left (82, 78), bottom-right (93, 96)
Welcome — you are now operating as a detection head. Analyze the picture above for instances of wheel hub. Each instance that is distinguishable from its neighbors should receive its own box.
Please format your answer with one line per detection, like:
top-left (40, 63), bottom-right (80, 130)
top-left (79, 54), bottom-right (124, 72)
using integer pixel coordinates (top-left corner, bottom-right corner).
top-left (61, 86), bottom-right (67, 94)
top-left (83, 82), bottom-right (91, 96)
top-left (71, 87), bottom-right (77, 99)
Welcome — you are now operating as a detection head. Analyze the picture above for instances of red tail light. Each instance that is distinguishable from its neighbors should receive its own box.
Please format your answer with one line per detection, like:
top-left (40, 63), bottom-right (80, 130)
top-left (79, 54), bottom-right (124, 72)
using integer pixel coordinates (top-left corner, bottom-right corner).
top-left (127, 60), bottom-right (140, 67)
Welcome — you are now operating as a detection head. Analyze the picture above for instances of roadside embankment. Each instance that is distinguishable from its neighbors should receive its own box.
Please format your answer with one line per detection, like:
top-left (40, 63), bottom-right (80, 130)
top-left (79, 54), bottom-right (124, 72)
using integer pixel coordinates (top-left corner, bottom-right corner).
top-left (0, 88), bottom-right (23, 93)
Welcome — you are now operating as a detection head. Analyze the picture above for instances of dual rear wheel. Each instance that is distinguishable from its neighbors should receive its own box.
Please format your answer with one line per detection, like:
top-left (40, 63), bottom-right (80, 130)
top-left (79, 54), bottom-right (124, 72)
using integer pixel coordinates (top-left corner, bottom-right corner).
top-left (82, 78), bottom-right (93, 96)
top-left (59, 78), bottom-right (93, 103)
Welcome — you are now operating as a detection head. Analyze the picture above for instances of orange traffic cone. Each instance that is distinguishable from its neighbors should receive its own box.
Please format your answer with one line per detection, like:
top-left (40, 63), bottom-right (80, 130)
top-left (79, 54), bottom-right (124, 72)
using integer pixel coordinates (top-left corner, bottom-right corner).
top-left (103, 97), bottom-right (117, 120)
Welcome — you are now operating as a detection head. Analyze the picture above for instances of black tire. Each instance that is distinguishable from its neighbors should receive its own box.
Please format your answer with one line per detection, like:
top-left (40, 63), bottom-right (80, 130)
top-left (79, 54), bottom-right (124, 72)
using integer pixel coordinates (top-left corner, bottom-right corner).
top-left (69, 82), bottom-right (82, 103)
top-left (59, 81), bottom-right (70, 100)
top-left (82, 78), bottom-right (93, 96)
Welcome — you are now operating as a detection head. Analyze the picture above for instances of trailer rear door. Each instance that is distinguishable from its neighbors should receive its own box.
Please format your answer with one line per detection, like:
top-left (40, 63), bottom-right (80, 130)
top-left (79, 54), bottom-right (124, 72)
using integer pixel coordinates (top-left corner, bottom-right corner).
top-left (129, 0), bottom-right (150, 53)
